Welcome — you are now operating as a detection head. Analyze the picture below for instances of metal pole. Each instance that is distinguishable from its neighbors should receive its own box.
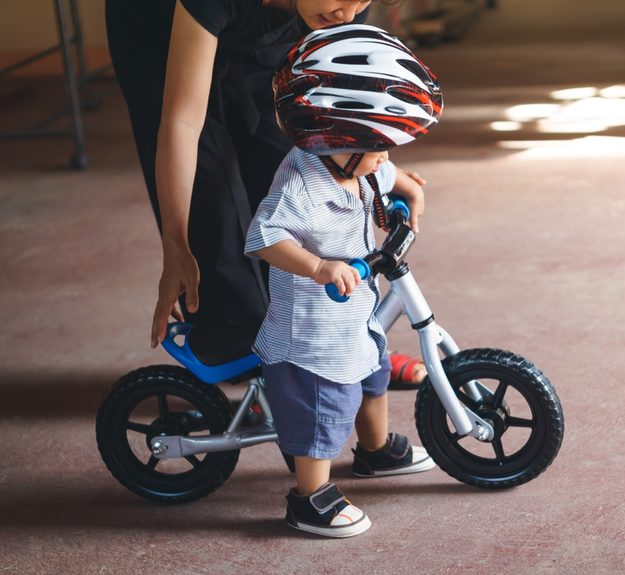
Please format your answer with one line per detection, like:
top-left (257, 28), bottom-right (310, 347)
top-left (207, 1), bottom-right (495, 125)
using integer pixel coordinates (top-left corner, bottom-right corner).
top-left (53, 0), bottom-right (87, 169)
top-left (69, 0), bottom-right (88, 81)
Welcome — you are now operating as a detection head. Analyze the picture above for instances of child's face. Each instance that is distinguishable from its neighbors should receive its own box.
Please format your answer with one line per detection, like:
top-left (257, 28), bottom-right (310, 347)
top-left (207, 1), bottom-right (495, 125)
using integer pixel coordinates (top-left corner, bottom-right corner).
top-left (355, 151), bottom-right (389, 176)
top-left (331, 151), bottom-right (389, 178)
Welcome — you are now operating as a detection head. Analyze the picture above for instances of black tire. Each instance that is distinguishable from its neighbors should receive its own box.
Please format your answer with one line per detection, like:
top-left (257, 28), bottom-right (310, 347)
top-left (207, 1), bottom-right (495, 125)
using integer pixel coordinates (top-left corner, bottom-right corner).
top-left (415, 348), bottom-right (564, 489)
top-left (96, 365), bottom-right (239, 503)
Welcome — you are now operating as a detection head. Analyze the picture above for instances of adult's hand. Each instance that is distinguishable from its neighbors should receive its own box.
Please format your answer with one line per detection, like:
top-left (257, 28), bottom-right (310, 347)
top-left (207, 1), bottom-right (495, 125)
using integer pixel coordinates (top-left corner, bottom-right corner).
top-left (405, 170), bottom-right (426, 187)
top-left (393, 168), bottom-right (426, 232)
top-left (150, 241), bottom-right (200, 348)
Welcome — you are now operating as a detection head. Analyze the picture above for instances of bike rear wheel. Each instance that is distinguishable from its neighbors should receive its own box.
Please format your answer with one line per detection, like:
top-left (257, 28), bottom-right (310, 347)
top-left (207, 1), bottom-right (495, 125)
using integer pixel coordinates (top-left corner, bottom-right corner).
top-left (96, 365), bottom-right (239, 503)
top-left (415, 348), bottom-right (564, 489)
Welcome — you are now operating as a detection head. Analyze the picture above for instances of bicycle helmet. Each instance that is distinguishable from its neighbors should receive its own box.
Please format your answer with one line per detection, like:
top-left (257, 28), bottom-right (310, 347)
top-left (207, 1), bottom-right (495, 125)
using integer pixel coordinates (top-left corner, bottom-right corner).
top-left (273, 23), bottom-right (443, 167)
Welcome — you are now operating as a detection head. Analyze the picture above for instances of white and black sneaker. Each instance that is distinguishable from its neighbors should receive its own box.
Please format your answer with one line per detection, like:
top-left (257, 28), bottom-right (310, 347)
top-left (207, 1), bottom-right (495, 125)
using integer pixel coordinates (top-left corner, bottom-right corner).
top-left (352, 432), bottom-right (435, 477)
top-left (285, 483), bottom-right (371, 538)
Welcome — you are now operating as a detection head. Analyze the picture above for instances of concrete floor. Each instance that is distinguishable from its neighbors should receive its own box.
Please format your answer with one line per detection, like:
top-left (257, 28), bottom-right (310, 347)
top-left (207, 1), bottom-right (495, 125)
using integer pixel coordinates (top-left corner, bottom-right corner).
top-left (1, 0), bottom-right (625, 573)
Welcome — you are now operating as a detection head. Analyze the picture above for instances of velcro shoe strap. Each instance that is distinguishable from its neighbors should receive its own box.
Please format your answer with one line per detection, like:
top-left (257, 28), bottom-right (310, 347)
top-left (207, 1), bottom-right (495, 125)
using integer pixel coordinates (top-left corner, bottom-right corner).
top-left (309, 483), bottom-right (345, 514)
top-left (386, 433), bottom-right (410, 460)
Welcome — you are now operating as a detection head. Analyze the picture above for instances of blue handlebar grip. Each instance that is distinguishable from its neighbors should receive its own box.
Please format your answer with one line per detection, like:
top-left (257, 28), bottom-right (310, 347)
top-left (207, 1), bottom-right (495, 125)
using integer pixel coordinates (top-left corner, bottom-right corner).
top-left (387, 195), bottom-right (410, 220)
top-left (350, 258), bottom-right (371, 280)
top-left (325, 258), bottom-right (371, 303)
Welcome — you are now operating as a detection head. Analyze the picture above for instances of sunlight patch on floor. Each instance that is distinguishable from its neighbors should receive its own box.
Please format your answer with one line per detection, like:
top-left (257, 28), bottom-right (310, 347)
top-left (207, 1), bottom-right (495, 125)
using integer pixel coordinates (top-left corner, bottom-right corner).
top-left (498, 135), bottom-right (625, 159)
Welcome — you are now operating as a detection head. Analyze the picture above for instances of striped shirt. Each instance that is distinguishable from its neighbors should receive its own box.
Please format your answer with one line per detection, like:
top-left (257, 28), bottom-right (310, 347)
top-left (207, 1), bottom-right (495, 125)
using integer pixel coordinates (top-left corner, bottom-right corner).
top-left (245, 148), bottom-right (396, 384)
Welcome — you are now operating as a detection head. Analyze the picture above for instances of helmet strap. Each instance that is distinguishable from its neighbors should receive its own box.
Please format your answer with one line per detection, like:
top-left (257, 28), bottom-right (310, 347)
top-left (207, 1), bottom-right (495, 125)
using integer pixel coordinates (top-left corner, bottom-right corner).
top-left (325, 153), bottom-right (364, 179)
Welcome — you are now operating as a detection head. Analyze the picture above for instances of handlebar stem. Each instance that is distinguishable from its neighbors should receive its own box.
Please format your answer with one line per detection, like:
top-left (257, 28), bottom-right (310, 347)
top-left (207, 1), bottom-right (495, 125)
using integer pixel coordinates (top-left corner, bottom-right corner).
top-left (365, 218), bottom-right (415, 277)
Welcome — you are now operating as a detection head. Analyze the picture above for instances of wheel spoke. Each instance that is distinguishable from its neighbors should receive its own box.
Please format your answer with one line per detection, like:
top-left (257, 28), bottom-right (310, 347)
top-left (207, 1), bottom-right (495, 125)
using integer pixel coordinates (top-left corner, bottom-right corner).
top-left (185, 455), bottom-right (201, 468)
top-left (182, 418), bottom-right (210, 434)
top-left (146, 455), bottom-right (159, 470)
top-left (126, 421), bottom-right (151, 434)
top-left (448, 431), bottom-right (462, 444)
top-left (507, 416), bottom-right (535, 428)
top-left (157, 394), bottom-right (169, 422)
top-left (491, 380), bottom-right (508, 409)
top-left (492, 438), bottom-right (505, 463)
top-left (457, 389), bottom-right (481, 410)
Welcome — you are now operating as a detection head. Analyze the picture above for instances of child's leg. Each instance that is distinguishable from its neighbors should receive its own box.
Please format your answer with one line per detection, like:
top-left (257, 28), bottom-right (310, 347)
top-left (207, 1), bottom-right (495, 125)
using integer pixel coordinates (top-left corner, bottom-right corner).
top-left (352, 354), bottom-right (435, 476)
top-left (262, 362), bottom-right (372, 537)
top-left (294, 456), bottom-right (331, 495)
top-left (354, 392), bottom-right (388, 451)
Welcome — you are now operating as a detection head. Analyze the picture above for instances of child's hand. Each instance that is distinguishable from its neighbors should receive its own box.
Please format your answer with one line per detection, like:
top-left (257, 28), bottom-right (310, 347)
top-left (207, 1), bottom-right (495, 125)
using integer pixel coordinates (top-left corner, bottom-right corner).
top-left (313, 260), bottom-right (361, 297)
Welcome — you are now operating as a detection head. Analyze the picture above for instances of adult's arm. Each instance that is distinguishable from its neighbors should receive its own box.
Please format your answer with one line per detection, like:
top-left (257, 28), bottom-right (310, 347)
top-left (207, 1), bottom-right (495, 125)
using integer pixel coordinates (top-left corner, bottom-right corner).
top-left (151, 0), bottom-right (218, 348)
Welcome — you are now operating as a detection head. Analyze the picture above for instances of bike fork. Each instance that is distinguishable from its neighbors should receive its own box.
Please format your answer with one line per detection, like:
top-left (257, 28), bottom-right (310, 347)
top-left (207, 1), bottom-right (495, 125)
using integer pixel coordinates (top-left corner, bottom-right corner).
top-left (378, 273), bottom-right (494, 441)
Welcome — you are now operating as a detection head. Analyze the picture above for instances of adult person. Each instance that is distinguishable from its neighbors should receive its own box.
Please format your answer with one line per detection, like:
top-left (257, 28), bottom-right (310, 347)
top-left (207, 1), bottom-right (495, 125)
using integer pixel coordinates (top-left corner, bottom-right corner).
top-left (105, 0), bottom-right (426, 385)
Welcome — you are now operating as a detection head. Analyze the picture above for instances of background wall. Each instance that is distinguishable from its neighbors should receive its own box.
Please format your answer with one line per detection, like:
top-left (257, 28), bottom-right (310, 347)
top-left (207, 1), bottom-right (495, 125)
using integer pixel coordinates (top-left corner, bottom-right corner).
top-left (0, 0), bottom-right (471, 76)
top-left (0, 0), bottom-right (108, 74)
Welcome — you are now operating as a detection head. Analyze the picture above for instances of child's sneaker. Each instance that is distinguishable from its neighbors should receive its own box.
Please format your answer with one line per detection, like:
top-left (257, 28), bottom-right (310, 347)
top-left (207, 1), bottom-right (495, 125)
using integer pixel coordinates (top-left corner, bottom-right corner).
top-left (352, 432), bottom-right (435, 477)
top-left (285, 482), bottom-right (371, 538)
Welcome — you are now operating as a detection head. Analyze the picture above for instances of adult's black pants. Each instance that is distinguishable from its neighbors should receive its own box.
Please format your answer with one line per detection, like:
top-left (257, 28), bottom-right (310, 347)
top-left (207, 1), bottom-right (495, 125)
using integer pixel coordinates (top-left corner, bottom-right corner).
top-left (106, 0), bottom-right (290, 350)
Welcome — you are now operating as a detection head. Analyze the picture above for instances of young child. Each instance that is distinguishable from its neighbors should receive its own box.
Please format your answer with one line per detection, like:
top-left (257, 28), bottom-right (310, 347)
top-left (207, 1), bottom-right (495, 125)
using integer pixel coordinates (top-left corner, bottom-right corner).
top-left (245, 24), bottom-right (443, 538)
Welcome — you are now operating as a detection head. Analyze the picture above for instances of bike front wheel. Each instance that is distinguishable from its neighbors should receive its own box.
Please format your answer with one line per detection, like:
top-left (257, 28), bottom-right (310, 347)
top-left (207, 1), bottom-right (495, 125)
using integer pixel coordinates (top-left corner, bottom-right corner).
top-left (415, 348), bottom-right (564, 489)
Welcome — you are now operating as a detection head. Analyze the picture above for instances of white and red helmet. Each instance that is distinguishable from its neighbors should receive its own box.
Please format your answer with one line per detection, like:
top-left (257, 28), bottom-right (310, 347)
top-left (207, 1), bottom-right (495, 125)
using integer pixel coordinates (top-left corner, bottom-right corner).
top-left (273, 24), bottom-right (443, 155)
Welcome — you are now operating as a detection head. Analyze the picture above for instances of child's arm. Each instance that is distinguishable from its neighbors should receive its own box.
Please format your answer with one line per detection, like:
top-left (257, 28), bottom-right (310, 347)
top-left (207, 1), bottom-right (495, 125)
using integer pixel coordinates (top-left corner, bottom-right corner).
top-left (254, 240), bottom-right (362, 297)
top-left (391, 168), bottom-right (426, 232)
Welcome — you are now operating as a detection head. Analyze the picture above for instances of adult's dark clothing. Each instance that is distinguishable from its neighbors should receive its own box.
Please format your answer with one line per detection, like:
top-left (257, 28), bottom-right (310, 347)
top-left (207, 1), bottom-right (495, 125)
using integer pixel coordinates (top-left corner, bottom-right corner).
top-left (105, 0), bottom-right (367, 351)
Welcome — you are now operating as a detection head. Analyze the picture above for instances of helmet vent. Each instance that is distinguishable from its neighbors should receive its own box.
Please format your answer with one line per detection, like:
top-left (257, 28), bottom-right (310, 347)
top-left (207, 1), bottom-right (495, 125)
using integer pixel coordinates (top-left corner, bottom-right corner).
top-left (386, 86), bottom-right (423, 105)
top-left (333, 101), bottom-right (375, 110)
top-left (283, 74), bottom-right (321, 97)
top-left (294, 60), bottom-right (319, 71)
top-left (332, 55), bottom-right (369, 65)
top-left (286, 116), bottom-right (333, 132)
top-left (385, 106), bottom-right (407, 115)
top-left (398, 59), bottom-right (432, 84)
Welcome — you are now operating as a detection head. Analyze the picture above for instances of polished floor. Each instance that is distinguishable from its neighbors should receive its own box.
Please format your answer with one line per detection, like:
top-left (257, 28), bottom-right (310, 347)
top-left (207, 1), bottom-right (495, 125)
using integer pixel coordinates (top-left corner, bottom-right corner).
top-left (1, 1), bottom-right (625, 573)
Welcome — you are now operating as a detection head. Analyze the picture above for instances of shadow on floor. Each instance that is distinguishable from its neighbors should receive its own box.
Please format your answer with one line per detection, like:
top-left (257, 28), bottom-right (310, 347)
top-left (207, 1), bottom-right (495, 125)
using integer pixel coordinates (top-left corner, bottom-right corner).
top-left (1, 469), bottom-right (478, 534)
top-left (0, 370), bottom-right (120, 418)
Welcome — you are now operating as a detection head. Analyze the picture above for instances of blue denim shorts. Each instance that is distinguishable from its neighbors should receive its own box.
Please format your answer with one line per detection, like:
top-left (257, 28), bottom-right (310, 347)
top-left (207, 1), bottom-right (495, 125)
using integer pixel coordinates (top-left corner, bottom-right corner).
top-left (261, 354), bottom-right (391, 459)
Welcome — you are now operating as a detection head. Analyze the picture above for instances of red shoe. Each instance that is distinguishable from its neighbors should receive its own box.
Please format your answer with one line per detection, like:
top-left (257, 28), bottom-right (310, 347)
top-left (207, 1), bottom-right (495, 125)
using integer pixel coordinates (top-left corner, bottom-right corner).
top-left (388, 352), bottom-right (427, 390)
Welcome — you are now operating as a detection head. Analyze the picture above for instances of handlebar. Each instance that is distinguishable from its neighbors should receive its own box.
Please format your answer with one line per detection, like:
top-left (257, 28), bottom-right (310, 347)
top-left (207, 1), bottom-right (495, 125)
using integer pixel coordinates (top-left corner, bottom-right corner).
top-left (325, 195), bottom-right (414, 302)
top-left (324, 258), bottom-right (371, 302)
top-left (386, 196), bottom-right (410, 221)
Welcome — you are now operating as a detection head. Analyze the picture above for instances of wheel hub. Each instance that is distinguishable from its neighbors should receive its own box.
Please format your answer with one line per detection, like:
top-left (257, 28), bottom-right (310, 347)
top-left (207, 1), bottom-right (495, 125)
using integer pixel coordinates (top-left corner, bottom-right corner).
top-left (476, 403), bottom-right (509, 440)
top-left (145, 412), bottom-right (191, 449)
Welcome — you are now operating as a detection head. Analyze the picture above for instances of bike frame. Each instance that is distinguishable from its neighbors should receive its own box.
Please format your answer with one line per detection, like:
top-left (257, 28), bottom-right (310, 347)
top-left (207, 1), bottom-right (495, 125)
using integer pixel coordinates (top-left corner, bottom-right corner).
top-left (151, 204), bottom-right (496, 461)
top-left (152, 276), bottom-right (495, 461)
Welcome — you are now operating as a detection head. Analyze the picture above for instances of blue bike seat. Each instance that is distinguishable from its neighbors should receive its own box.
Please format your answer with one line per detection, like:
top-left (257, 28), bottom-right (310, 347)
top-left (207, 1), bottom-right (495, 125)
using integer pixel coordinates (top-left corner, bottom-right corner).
top-left (163, 322), bottom-right (262, 383)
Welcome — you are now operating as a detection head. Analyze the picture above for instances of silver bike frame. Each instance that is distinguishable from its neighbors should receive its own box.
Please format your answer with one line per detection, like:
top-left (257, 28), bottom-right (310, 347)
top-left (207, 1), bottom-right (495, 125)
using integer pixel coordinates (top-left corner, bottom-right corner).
top-left (151, 268), bottom-right (494, 460)
top-left (151, 376), bottom-right (278, 458)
